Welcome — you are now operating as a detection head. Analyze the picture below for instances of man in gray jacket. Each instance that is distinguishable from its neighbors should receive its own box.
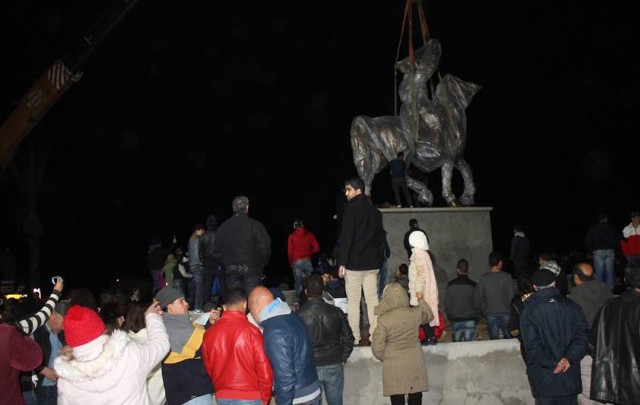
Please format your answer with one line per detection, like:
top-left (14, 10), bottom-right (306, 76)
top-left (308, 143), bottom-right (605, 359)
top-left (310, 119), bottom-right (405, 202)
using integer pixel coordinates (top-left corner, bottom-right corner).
top-left (474, 251), bottom-right (516, 340)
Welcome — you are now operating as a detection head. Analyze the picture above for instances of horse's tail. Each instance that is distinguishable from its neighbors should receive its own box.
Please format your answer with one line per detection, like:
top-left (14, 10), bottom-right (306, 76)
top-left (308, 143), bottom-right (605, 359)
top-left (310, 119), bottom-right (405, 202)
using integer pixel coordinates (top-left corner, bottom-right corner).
top-left (350, 116), bottom-right (376, 195)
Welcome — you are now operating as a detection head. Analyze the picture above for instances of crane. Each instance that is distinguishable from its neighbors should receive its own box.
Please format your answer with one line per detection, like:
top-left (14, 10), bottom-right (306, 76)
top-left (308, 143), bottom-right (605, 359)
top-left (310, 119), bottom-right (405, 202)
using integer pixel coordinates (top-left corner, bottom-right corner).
top-left (0, 0), bottom-right (143, 172)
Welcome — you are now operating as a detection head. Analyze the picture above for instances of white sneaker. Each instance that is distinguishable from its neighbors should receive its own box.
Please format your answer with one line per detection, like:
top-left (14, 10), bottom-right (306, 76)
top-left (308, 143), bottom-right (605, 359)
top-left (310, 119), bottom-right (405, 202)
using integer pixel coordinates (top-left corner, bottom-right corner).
top-left (397, 205), bottom-right (402, 208)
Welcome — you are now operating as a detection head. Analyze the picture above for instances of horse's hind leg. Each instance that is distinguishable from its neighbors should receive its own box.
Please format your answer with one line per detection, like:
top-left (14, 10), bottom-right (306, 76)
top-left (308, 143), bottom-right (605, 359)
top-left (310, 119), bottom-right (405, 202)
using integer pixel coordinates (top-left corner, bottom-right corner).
top-left (456, 159), bottom-right (476, 206)
top-left (441, 161), bottom-right (460, 206)
top-left (407, 176), bottom-right (433, 207)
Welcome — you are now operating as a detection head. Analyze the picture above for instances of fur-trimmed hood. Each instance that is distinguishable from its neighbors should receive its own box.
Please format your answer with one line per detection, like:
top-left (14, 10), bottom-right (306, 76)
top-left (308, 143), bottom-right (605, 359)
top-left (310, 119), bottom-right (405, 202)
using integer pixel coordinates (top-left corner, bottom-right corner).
top-left (54, 330), bottom-right (131, 390)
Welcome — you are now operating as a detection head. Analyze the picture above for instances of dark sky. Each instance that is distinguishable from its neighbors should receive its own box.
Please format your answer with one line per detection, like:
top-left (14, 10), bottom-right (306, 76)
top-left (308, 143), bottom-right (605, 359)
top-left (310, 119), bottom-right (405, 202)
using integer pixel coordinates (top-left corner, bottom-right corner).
top-left (1, 0), bottom-right (639, 293)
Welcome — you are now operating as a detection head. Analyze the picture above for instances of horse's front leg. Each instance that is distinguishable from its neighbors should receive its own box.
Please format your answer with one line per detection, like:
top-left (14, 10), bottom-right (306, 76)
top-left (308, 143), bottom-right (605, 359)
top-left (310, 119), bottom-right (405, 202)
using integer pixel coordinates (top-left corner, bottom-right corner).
top-left (456, 159), bottom-right (476, 206)
top-left (441, 161), bottom-right (459, 206)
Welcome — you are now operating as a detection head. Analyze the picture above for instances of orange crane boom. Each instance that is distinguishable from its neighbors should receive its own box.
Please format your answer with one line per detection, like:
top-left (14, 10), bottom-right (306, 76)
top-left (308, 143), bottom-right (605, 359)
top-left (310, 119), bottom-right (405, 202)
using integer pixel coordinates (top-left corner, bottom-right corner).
top-left (0, 0), bottom-right (143, 170)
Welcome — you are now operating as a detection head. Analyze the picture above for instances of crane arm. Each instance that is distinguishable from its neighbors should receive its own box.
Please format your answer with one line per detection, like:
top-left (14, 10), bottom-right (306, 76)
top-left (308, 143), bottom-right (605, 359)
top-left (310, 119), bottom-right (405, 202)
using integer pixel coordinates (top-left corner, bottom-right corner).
top-left (0, 0), bottom-right (143, 170)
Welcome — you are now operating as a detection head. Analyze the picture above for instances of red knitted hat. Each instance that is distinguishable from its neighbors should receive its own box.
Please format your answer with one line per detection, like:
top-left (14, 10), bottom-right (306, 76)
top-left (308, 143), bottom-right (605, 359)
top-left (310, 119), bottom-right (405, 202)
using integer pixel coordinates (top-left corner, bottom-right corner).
top-left (64, 305), bottom-right (106, 347)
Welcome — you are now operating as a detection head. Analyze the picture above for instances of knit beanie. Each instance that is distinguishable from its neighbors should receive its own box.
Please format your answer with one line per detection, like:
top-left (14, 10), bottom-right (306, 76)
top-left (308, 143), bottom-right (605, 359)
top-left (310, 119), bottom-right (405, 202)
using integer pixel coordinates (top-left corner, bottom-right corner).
top-left (540, 260), bottom-right (561, 276)
top-left (64, 305), bottom-right (106, 347)
top-left (156, 286), bottom-right (184, 309)
top-left (531, 269), bottom-right (557, 287)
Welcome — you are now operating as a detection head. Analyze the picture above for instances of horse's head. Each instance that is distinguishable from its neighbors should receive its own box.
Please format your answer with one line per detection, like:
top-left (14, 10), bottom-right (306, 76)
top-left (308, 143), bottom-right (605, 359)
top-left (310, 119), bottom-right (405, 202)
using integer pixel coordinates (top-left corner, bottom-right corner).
top-left (396, 39), bottom-right (442, 107)
top-left (395, 39), bottom-right (441, 78)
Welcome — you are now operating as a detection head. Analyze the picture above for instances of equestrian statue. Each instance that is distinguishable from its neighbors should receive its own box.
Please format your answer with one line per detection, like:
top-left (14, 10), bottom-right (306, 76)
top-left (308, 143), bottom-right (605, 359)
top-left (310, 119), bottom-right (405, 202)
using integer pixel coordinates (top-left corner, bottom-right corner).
top-left (350, 38), bottom-right (481, 207)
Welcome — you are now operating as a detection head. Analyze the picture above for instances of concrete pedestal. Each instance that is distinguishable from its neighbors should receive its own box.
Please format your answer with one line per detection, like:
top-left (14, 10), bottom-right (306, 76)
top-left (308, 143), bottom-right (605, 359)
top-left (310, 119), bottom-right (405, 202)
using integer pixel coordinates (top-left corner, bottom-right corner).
top-left (381, 207), bottom-right (494, 297)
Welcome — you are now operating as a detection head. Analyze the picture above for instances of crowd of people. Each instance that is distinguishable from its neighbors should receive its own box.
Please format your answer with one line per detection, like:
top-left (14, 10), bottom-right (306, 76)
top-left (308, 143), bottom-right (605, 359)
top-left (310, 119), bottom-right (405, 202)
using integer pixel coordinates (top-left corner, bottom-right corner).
top-left (1, 184), bottom-right (640, 405)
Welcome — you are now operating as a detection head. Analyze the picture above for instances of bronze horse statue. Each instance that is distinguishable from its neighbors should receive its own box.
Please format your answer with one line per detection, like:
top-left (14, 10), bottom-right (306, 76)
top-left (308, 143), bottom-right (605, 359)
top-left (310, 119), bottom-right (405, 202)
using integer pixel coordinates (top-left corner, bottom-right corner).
top-left (350, 39), bottom-right (481, 206)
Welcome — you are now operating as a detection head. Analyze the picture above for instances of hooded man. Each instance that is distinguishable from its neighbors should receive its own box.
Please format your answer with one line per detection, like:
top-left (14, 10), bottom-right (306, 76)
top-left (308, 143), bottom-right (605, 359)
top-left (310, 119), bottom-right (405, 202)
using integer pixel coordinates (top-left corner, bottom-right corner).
top-left (199, 214), bottom-right (223, 306)
top-left (248, 286), bottom-right (320, 405)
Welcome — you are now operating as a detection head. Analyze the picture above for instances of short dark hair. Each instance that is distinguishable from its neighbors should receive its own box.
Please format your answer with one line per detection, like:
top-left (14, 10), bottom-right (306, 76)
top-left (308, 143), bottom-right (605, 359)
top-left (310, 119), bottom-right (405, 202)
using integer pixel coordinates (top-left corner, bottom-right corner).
top-left (344, 177), bottom-right (365, 192)
top-left (489, 251), bottom-right (503, 267)
top-left (573, 262), bottom-right (595, 282)
top-left (539, 251), bottom-right (555, 262)
top-left (222, 288), bottom-right (246, 307)
top-left (516, 276), bottom-right (534, 294)
top-left (457, 259), bottom-right (469, 274)
top-left (305, 274), bottom-right (325, 298)
top-left (124, 300), bottom-right (149, 334)
top-left (409, 218), bottom-right (419, 227)
top-left (194, 223), bottom-right (205, 232)
top-left (397, 151), bottom-right (404, 158)
top-left (398, 263), bottom-right (408, 275)
top-left (624, 263), bottom-right (640, 288)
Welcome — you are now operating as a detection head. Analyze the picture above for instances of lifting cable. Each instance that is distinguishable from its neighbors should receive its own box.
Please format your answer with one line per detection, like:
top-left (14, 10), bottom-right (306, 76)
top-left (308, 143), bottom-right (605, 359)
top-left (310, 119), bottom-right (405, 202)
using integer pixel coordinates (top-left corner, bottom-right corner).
top-left (394, 0), bottom-right (431, 115)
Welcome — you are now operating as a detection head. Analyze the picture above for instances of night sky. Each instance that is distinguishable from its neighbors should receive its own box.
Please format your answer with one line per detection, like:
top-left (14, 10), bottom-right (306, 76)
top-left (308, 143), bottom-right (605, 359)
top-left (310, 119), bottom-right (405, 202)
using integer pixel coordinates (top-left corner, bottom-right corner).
top-left (1, 0), bottom-right (639, 294)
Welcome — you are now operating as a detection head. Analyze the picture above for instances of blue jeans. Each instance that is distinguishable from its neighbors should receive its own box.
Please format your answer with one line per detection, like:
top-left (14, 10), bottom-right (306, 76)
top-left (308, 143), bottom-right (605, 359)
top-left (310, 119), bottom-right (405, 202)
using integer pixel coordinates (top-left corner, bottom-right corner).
top-left (534, 395), bottom-right (578, 405)
top-left (217, 399), bottom-right (262, 405)
top-left (317, 363), bottom-right (345, 405)
top-left (486, 314), bottom-right (511, 340)
top-left (593, 249), bottom-right (615, 292)
top-left (174, 279), bottom-right (186, 297)
top-left (452, 320), bottom-right (476, 342)
top-left (191, 267), bottom-right (204, 311)
top-left (23, 390), bottom-right (37, 405)
top-left (35, 385), bottom-right (57, 405)
top-left (183, 394), bottom-right (213, 405)
top-left (225, 265), bottom-right (263, 295)
top-left (293, 259), bottom-right (314, 303)
top-left (378, 260), bottom-right (390, 299)
top-left (296, 395), bottom-right (322, 405)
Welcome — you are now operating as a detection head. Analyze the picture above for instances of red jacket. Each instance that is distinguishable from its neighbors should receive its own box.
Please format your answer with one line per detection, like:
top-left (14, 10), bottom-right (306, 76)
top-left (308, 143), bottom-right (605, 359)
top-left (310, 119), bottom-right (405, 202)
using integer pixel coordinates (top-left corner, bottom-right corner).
top-left (621, 223), bottom-right (640, 258)
top-left (287, 228), bottom-right (320, 265)
top-left (202, 310), bottom-right (273, 405)
top-left (0, 324), bottom-right (43, 405)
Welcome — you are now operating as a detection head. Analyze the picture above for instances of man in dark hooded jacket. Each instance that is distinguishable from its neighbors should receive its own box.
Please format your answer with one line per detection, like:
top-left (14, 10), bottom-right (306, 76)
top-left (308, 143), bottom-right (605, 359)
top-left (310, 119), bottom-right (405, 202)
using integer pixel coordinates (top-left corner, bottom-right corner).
top-left (199, 214), bottom-right (223, 306)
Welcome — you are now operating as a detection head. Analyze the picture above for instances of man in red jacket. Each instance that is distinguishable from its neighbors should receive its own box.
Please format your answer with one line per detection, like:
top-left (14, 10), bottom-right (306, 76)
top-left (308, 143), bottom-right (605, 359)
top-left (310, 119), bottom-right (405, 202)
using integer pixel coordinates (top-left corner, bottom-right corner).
top-left (288, 219), bottom-right (320, 305)
top-left (202, 288), bottom-right (273, 405)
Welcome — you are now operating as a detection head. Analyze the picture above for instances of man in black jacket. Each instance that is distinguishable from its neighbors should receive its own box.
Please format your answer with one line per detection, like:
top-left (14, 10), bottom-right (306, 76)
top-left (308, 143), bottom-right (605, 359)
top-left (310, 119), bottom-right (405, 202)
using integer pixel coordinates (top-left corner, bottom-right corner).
top-left (402, 218), bottom-right (427, 260)
top-left (199, 214), bottom-right (223, 306)
top-left (589, 263), bottom-right (640, 405)
top-left (584, 213), bottom-right (620, 293)
top-left (213, 196), bottom-right (271, 295)
top-left (337, 177), bottom-right (384, 346)
top-left (298, 274), bottom-right (354, 405)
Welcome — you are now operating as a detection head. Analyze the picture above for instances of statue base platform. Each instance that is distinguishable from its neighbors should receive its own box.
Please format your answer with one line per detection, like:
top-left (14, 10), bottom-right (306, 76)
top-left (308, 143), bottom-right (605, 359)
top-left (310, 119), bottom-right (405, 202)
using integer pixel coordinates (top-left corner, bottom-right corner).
top-left (381, 207), bottom-right (494, 296)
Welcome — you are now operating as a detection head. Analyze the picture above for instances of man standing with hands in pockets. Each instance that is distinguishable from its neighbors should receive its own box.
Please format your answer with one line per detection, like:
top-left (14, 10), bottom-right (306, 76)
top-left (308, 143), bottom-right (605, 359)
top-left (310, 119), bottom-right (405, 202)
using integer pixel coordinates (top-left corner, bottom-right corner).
top-left (337, 177), bottom-right (384, 346)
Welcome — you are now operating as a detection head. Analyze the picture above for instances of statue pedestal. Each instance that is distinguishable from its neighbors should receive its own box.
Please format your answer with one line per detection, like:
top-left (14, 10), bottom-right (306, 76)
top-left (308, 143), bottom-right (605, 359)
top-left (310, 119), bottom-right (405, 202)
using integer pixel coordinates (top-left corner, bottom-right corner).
top-left (381, 207), bottom-right (494, 299)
